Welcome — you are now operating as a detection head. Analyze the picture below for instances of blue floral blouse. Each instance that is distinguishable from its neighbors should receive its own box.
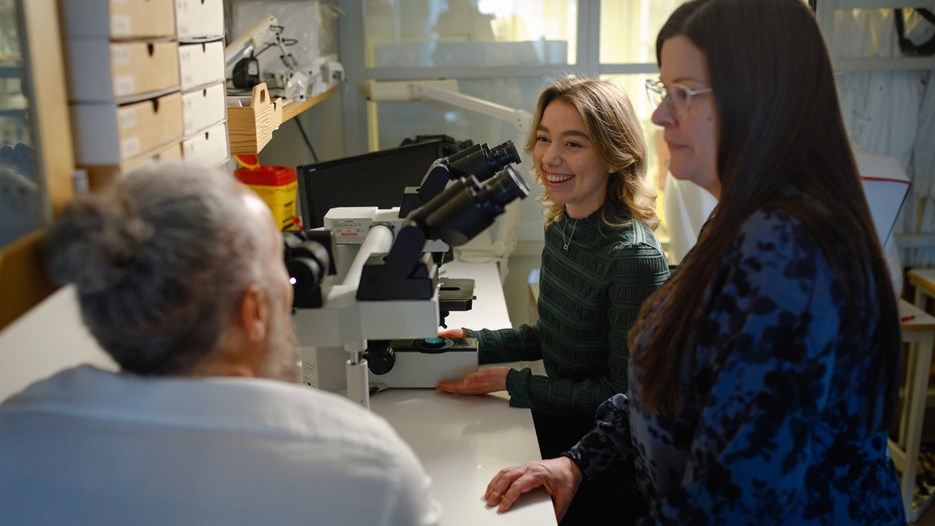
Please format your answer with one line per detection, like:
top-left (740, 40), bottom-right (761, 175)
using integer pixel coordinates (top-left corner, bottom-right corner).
top-left (566, 208), bottom-right (906, 525)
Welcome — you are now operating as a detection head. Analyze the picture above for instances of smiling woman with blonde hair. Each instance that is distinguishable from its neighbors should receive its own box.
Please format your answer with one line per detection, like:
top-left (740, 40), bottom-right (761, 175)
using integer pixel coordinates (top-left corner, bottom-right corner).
top-left (437, 76), bottom-right (669, 526)
top-left (533, 77), bottom-right (659, 231)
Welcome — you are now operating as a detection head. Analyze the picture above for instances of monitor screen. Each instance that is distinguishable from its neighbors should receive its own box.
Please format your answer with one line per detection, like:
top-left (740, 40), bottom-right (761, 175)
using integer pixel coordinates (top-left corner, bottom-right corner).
top-left (297, 137), bottom-right (469, 229)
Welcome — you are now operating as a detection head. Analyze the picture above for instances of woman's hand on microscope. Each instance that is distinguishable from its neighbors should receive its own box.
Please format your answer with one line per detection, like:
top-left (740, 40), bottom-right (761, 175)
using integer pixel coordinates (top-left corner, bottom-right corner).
top-left (436, 367), bottom-right (509, 395)
top-left (438, 327), bottom-right (468, 339)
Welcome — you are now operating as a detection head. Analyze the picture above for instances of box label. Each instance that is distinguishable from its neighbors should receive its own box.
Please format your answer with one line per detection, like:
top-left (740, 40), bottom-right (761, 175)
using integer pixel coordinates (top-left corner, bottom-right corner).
top-left (113, 76), bottom-right (135, 97)
top-left (118, 108), bottom-right (138, 130)
top-left (120, 136), bottom-right (141, 159)
top-left (112, 45), bottom-right (130, 66)
top-left (111, 15), bottom-right (131, 36)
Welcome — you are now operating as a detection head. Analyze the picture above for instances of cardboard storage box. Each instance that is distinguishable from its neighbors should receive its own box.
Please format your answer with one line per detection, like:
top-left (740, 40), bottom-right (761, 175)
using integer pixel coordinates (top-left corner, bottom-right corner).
top-left (182, 82), bottom-right (226, 137)
top-left (175, 0), bottom-right (225, 41)
top-left (182, 121), bottom-right (229, 167)
top-left (71, 91), bottom-right (183, 165)
top-left (66, 40), bottom-right (180, 102)
top-left (83, 142), bottom-right (184, 191)
top-left (178, 40), bottom-right (225, 91)
top-left (59, 0), bottom-right (176, 39)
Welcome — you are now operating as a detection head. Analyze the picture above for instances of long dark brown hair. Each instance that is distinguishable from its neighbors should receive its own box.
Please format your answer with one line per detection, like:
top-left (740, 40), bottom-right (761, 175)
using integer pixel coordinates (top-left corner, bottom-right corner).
top-left (631, 0), bottom-right (901, 429)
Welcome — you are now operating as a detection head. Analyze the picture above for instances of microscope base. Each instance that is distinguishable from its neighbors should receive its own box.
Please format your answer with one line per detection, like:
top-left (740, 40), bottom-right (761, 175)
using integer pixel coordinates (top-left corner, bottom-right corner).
top-left (369, 337), bottom-right (478, 389)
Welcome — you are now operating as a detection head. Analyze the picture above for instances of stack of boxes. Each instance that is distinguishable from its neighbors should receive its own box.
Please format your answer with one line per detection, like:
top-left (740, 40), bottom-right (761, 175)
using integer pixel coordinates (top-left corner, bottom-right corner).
top-left (175, 0), bottom-right (227, 167)
top-left (58, 0), bottom-right (228, 189)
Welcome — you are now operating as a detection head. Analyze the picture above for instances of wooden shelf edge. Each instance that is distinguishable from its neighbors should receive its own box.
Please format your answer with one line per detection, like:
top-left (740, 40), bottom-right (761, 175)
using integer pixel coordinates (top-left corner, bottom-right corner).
top-left (0, 230), bottom-right (58, 331)
top-left (282, 86), bottom-right (337, 123)
top-left (227, 86), bottom-right (336, 155)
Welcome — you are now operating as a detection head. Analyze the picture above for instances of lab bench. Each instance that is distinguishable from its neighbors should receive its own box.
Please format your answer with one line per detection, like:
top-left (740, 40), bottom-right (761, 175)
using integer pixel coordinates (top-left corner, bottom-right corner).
top-left (370, 260), bottom-right (557, 525)
top-left (898, 270), bottom-right (935, 522)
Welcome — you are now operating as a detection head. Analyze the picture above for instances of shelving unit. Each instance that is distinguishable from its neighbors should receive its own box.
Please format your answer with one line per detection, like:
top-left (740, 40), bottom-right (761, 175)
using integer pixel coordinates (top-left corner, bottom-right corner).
top-left (815, 0), bottom-right (935, 71)
top-left (227, 85), bottom-right (336, 155)
top-left (283, 86), bottom-right (337, 123)
top-left (892, 297), bottom-right (935, 523)
top-left (0, 58), bottom-right (20, 79)
top-left (0, 0), bottom-right (75, 330)
top-left (0, 57), bottom-right (26, 117)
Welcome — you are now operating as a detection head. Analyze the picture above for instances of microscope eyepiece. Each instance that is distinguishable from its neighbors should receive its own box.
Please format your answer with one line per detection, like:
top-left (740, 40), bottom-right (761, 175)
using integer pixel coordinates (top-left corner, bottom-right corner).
top-left (489, 141), bottom-right (521, 168)
top-left (475, 164), bottom-right (529, 209)
top-left (412, 164), bottom-right (529, 248)
top-left (284, 231), bottom-right (335, 309)
top-left (448, 140), bottom-right (521, 182)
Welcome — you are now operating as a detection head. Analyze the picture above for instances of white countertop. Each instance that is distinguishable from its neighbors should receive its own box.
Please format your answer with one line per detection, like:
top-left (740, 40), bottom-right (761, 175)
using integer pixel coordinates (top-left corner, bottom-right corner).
top-left (371, 389), bottom-right (555, 524)
top-left (369, 259), bottom-right (557, 525)
top-left (439, 260), bottom-right (511, 329)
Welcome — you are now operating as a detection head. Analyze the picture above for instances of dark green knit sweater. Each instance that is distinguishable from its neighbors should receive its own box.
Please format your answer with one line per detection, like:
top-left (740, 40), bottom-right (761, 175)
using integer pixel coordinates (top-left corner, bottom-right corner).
top-left (468, 206), bottom-right (669, 418)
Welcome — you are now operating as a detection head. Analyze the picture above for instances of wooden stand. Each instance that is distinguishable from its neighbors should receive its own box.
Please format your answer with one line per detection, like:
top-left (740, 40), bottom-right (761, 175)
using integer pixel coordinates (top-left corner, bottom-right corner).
top-left (893, 273), bottom-right (935, 523)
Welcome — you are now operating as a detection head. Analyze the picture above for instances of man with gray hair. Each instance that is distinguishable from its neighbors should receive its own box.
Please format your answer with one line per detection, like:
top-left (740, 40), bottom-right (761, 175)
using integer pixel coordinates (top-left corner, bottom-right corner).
top-left (0, 162), bottom-right (442, 525)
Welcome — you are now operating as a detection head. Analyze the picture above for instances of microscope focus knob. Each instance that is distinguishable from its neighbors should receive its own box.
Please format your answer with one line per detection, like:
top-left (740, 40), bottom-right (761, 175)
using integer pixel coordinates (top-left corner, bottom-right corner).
top-left (367, 344), bottom-right (396, 375)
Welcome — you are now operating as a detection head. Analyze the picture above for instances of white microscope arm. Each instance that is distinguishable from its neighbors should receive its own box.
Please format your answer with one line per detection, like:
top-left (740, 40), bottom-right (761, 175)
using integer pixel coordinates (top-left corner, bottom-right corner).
top-left (291, 223), bottom-right (439, 408)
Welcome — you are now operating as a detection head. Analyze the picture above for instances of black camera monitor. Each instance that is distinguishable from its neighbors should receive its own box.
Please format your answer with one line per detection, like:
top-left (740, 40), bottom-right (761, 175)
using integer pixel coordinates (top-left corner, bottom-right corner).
top-left (296, 137), bottom-right (471, 229)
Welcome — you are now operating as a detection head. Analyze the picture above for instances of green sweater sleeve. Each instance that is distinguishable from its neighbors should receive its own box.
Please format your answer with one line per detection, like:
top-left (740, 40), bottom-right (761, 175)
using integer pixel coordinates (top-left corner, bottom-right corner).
top-left (466, 323), bottom-right (542, 364)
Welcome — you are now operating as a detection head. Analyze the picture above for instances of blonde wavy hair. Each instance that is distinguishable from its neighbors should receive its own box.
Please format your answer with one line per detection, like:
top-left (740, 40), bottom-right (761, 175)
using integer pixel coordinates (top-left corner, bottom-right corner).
top-left (528, 76), bottom-right (658, 229)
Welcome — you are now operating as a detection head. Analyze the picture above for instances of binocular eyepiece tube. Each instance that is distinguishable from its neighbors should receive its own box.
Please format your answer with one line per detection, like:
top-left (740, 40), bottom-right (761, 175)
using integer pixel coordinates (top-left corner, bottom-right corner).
top-left (447, 140), bottom-right (521, 182)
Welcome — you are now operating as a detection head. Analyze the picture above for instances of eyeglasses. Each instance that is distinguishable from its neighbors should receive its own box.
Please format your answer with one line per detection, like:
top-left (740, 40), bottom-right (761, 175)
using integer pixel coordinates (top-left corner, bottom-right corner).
top-left (644, 79), bottom-right (712, 122)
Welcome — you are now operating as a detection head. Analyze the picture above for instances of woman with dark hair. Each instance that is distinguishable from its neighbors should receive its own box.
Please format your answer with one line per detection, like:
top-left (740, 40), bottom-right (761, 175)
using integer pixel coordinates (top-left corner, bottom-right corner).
top-left (437, 76), bottom-right (669, 525)
top-left (481, 1), bottom-right (906, 524)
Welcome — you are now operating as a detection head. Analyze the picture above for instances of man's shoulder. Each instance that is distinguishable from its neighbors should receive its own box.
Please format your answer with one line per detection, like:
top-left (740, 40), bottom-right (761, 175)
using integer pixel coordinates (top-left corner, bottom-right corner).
top-left (2, 366), bottom-right (405, 457)
top-left (182, 375), bottom-right (407, 457)
top-left (253, 379), bottom-right (400, 441)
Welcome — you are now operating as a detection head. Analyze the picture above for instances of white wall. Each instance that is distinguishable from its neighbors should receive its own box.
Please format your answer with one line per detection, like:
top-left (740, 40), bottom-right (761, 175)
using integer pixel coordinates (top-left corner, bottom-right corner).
top-left (499, 252), bottom-right (542, 329)
top-left (0, 286), bottom-right (115, 401)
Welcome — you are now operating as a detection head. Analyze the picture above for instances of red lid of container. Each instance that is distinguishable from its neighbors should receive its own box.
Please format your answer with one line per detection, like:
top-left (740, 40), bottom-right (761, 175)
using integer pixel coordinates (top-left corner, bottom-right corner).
top-left (234, 166), bottom-right (296, 186)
